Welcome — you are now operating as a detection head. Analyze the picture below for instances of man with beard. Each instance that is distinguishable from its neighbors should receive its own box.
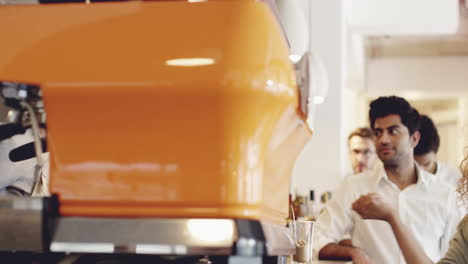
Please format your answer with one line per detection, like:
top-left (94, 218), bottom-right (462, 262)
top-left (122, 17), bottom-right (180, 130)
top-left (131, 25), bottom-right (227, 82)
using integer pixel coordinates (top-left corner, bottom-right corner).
top-left (313, 96), bottom-right (462, 264)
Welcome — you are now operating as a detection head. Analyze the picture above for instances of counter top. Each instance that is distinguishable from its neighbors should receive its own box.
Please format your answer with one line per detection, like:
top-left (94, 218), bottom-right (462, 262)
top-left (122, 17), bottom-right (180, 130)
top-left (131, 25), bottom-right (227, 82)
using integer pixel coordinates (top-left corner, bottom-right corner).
top-left (287, 260), bottom-right (351, 264)
top-left (311, 261), bottom-right (351, 264)
top-left (285, 256), bottom-right (351, 264)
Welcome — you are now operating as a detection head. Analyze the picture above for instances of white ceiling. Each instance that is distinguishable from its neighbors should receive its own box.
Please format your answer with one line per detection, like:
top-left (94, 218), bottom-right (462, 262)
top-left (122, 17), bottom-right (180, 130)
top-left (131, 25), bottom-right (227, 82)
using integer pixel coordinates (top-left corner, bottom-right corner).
top-left (366, 35), bottom-right (468, 58)
top-left (365, 2), bottom-right (468, 59)
top-left (359, 2), bottom-right (468, 101)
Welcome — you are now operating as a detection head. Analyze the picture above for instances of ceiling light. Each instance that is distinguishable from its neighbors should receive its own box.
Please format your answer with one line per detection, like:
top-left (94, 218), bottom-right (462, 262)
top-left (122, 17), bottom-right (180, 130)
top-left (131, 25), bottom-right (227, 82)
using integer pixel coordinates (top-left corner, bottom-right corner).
top-left (166, 58), bottom-right (215, 67)
top-left (289, 54), bottom-right (302, 63)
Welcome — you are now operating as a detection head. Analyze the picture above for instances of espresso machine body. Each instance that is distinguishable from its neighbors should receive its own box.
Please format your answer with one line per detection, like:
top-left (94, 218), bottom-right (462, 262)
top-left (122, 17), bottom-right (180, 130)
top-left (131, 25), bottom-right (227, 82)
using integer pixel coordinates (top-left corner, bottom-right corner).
top-left (0, 1), bottom-right (313, 263)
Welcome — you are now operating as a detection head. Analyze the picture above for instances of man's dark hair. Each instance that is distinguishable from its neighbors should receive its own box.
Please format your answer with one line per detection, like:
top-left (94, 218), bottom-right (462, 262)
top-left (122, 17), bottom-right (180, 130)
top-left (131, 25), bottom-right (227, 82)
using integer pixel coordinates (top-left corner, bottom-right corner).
top-left (348, 127), bottom-right (374, 143)
top-left (414, 115), bottom-right (440, 155)
top-left (369, 96), bottom-right (421, 135)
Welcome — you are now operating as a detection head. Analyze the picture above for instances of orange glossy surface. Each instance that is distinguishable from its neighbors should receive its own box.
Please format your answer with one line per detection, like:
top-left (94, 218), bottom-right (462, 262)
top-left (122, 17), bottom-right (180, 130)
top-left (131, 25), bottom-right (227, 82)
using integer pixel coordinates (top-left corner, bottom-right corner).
top-left (0, 0), bottom-right (312, 225)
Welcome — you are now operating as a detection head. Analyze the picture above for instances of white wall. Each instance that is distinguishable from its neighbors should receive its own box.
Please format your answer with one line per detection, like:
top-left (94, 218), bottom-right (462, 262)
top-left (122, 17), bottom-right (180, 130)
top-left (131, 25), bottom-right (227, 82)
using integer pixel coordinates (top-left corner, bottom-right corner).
top-left (291, 0), bottom-right (347, 199)
top-left (438, 122), bottom-right (459, 168)
top-left (366, 57), bottom-right (468, 96)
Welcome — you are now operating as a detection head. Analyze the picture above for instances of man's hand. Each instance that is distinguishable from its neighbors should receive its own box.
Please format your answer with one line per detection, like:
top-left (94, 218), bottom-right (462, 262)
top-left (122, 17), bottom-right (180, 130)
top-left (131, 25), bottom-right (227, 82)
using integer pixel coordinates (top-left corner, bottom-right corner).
top-left (319, 243), bottom-right (374, 264)
top-left (350, 247), bottom-right (374, 264)
top-left (352, 193), bottom-right (396, 222)
top-left (338, 239), bottom-right (353, 247)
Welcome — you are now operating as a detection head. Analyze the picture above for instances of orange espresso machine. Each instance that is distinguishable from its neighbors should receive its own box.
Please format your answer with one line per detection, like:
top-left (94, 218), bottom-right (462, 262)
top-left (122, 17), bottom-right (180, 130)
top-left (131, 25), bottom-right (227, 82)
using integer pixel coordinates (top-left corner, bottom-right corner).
top-left (0, 0), bottom-right (314, 263)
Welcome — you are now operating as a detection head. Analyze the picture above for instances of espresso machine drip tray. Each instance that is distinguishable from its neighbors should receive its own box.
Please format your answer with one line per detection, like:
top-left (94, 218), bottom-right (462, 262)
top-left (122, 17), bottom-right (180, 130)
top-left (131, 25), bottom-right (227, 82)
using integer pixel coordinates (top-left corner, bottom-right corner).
top-left (0, 195), bottom-right (294, 263)
top-left (50, 217), bottom-right (294, 257)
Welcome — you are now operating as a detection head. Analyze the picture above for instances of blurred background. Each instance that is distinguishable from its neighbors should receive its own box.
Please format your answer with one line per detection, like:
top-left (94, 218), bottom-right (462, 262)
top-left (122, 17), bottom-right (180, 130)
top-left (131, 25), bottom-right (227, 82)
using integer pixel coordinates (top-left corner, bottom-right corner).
top-left (289, 0), bottom-right (468, 199)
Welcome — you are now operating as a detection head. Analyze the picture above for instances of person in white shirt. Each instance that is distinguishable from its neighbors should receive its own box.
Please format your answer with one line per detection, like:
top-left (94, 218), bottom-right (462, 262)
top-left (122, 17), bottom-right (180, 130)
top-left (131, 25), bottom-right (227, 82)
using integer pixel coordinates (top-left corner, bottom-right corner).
top-left (352, 151), bottom-right (468, 264)
top-left (314, 96), bottom-right (462, 264)
top-left (348, 127), bottom-right (378, 175)
top-left (338, 127), bottom-right (379, 247)
top-left (414, 115), bottom-right (462, 187)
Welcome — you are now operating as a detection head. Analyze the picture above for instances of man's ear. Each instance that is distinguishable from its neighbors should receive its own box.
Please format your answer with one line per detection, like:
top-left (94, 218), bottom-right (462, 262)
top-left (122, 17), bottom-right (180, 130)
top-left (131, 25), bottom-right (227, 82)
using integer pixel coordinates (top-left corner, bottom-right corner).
top-left (411, 130), bottom-right (421, 148)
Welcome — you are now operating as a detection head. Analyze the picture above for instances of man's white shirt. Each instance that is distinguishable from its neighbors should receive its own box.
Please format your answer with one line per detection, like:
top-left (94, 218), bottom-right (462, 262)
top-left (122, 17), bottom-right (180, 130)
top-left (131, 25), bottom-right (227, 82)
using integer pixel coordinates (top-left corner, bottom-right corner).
top-left (313, 164), bottom-right (462, 264)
